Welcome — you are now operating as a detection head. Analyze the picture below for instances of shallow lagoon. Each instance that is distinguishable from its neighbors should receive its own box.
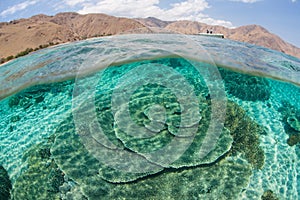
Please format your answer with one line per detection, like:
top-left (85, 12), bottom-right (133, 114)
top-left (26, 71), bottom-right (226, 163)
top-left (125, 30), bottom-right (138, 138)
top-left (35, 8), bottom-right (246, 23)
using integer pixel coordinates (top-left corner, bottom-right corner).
top-left (0, 34), bottom-right (300, 199)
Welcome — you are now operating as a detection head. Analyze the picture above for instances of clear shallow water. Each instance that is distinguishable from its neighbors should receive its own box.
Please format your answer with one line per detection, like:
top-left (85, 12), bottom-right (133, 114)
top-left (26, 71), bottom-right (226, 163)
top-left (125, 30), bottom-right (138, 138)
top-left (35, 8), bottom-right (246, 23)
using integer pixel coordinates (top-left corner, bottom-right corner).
top-left (0, 34), bottom-right (300, 199)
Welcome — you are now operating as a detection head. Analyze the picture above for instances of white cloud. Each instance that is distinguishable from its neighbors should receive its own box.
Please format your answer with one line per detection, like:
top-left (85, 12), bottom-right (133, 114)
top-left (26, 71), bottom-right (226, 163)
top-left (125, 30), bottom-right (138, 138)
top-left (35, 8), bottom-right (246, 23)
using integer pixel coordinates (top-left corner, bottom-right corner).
top-left (75, 0), bottom-right (233, 27)
top-left (78, 0), bottom-right (162, 18)
top-left (291, 0), bottom-right (297, 2)
top-left (63, 0), bottom-right (89, 7)
top-left (200, 17), bottom-right (234, 27)
top-left (0, 0), bottom-right (39, 17)
top-left (229, 0), bottom-right (261, 3)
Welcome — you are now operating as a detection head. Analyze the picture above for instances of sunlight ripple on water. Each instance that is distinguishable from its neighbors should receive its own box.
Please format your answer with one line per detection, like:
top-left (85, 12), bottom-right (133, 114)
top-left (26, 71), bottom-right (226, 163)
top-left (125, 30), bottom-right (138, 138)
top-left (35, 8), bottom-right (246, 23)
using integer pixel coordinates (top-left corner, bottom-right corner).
top-left (0, 34), bottom-right (299, 199)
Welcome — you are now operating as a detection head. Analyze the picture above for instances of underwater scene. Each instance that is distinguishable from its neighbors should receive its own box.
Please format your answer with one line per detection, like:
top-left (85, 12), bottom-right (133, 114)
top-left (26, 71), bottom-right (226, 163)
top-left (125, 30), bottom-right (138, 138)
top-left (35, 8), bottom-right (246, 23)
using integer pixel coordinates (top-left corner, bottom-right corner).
top-left (0, 33), bottom-right (300, 200)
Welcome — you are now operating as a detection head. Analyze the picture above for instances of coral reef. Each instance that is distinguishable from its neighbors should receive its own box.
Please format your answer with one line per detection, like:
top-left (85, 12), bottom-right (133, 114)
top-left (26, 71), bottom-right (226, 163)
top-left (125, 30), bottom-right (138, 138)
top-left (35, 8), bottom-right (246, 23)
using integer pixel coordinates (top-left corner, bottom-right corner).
top-left (278, 101), bottom-right (300, 146)
top-left (51, 115), bottom-right (251, 199)
top-left (114, 83), bottom-right (232, 168)
top-left (0, 165), bottom-right (12, 200)
top-left (12, 136), bottom-right (65, 200)
top-left (219, 68), bottom-right (271, 102)
top-left (9, 58), bottom-right (267, 199)
top-left (7, 80), bottom-right (73, 109)
top-left (107, 155), bottom-right (252, 200)
top-left (225, 101), bottom-right (265, 169)
top-left (48, 58), bottom-right (267, 199)
top-left (8, 88), bottom-right (46, 109)
top-left (51, 116), bottom-right (163, 185)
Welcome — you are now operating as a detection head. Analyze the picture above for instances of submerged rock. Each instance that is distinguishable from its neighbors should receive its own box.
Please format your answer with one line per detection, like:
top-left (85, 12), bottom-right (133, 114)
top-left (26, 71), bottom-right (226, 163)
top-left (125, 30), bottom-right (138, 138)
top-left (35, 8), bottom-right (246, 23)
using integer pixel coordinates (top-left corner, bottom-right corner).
top-left (287, 115), bottom-right (300, 132)
top-left (261, 190), bottom-right (279, 200)
top-left (8, 95), bottom-right (20, 108)
top-left (287, 134), bottom-right (300, 146)
top-left (0, 165), bottom-right (12, 200)
top-left (278, 101), bottom-right (300, 146)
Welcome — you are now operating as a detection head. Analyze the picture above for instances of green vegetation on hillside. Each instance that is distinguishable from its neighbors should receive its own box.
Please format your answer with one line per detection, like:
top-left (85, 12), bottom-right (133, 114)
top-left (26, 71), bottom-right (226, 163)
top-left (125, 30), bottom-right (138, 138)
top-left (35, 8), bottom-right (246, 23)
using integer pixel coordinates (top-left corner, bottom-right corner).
top-left (0, 43), bottom-right (56, 64)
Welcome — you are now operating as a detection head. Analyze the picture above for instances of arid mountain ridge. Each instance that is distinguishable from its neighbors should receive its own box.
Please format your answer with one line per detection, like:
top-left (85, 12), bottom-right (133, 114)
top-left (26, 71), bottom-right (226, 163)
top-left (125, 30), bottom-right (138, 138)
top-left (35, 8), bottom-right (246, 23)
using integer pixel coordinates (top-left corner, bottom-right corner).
top-left (137, 17), bottom-right (300, 58)
top-left (1, 12), bottom-right (300, 59)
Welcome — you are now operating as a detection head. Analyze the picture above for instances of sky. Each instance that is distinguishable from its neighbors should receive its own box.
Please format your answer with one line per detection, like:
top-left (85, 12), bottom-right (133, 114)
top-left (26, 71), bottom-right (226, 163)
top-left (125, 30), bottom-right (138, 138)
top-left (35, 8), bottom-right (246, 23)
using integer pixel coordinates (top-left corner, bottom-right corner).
top-left (0, 0), bottom-right (299, 47)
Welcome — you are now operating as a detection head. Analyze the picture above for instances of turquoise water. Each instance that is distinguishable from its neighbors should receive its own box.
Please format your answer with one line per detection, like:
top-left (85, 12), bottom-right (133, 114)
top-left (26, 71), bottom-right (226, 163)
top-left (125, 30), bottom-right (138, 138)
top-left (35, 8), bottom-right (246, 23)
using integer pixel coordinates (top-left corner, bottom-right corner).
top-left (0, 34), bottom-right (300, 199)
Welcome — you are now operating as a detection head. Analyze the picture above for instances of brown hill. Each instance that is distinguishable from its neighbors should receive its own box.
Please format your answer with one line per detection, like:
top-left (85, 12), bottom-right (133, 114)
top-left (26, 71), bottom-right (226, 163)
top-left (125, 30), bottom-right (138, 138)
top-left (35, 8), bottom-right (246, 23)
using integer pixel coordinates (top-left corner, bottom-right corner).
top-left (227, 25), bottom-right (300, 58)
top-left (1, 13), bottom-right (300, 60)
top-left (161, 20), bottom-right (300, 58)
top-left (0, 12), bottom-right (145, 59)
top-left (135, 17), bottom-right (172, 28)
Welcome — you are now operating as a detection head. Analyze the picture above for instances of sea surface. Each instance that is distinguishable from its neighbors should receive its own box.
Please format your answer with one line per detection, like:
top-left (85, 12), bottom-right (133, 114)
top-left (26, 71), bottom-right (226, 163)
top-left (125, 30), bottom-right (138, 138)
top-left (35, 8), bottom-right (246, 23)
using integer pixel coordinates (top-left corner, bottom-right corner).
top-left (0, 33), bottom-right (300, 199)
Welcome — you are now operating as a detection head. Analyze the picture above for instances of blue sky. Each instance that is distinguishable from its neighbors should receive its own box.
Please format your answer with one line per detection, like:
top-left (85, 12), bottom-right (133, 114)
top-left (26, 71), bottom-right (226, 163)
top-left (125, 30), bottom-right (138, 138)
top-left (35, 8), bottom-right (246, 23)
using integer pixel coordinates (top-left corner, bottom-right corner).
top-left (0, 0), bottom-right (299, 47)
